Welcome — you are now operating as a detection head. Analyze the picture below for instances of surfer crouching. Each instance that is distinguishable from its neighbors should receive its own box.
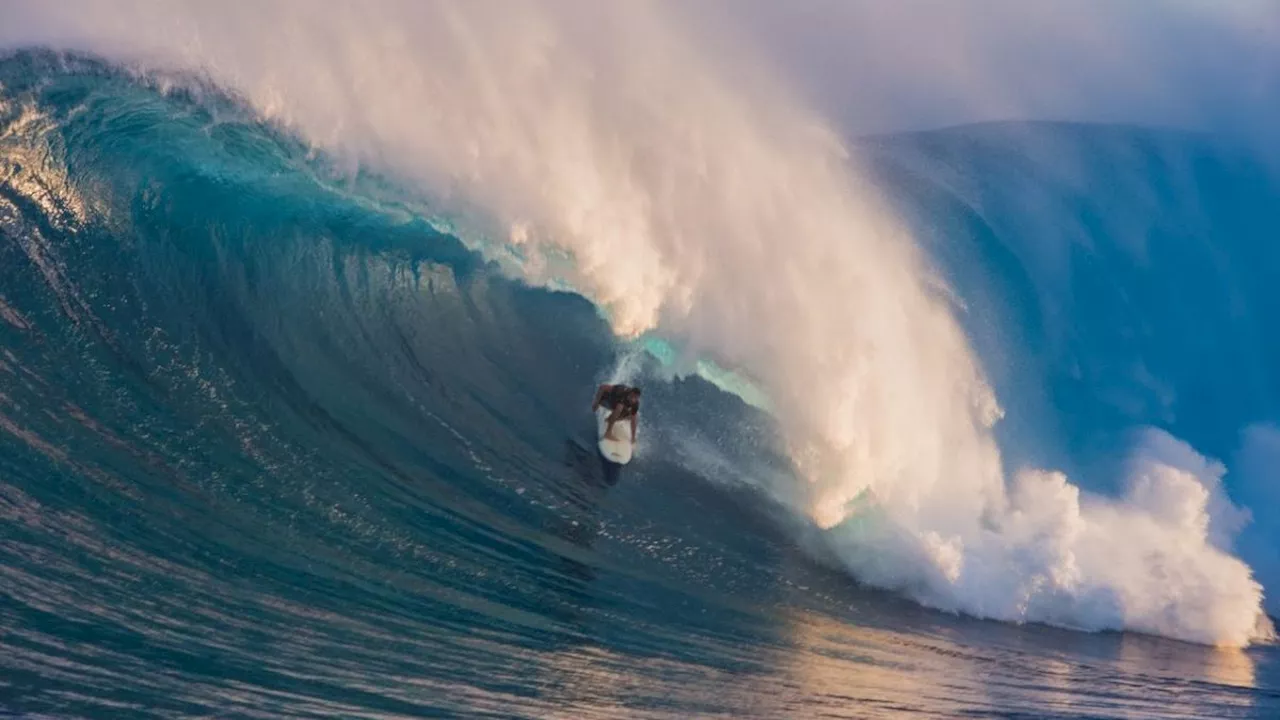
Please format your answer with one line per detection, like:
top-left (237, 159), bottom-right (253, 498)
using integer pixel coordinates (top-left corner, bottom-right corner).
top-left (592, 384), bottom-right (641, 443)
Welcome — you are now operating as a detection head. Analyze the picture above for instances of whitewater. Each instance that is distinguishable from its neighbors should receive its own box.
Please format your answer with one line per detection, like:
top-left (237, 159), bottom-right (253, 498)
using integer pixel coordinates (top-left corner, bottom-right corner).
top-left (3, 1), bottom-right (1280, 718)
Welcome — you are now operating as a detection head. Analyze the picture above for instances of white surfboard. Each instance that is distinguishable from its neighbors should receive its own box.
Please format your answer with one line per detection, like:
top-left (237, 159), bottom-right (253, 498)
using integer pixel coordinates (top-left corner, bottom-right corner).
top-left (596, 407), bottom-right (635, 465)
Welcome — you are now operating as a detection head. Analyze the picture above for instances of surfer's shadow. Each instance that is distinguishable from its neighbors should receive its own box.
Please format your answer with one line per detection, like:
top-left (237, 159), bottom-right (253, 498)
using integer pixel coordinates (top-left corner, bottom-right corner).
top-left (562, 436), bottom-right (623, 493)
top-left (513, 437), bottom-right (621, 632)
top-left (541, 435), bottom-right (629, 559)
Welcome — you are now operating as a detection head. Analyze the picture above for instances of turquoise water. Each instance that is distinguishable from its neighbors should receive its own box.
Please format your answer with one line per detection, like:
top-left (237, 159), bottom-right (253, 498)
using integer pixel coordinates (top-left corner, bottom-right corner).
top-left (1, 52), bottom-right (1278, 718)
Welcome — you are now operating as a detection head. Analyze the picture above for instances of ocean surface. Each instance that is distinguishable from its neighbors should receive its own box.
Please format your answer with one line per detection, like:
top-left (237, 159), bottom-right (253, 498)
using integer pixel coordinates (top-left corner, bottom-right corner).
top-left (2, 48), bottom-right (1280, 719)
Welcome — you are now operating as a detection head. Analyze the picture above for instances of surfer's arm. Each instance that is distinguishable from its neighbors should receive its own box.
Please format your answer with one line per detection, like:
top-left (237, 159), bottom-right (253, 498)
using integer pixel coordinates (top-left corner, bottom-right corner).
top-left (630, 416), bottom-right (637, 443)
top-left (591, 384), bottom-right (608, 411)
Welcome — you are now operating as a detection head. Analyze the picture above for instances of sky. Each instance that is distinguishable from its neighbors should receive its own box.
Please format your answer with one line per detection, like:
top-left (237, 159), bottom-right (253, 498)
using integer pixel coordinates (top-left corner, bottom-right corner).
top-left (684, 0), bottom-right (1280, 141)
top-left (2, 1), bottom-right (1277, 143)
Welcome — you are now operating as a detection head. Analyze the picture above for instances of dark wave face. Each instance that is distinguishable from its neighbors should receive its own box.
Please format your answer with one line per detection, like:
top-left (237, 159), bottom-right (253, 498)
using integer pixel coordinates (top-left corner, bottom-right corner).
top-left (1, 52), bottom-right (1278, 718)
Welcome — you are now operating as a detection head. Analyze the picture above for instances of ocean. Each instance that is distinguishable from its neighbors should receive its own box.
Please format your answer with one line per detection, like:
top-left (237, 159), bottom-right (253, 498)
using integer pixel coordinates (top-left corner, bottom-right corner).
top-left (1, 18), bottom-right (1279, 720)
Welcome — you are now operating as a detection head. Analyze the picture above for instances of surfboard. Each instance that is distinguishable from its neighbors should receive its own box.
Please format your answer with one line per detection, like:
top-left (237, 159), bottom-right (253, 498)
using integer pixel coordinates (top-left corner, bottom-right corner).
top-left (596, 406), bottom-right (635, 465)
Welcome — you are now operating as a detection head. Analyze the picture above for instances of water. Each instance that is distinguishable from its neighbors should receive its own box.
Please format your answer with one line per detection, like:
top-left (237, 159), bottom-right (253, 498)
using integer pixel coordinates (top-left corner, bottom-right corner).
top-left (1, 41), bottom-right (1279, 720)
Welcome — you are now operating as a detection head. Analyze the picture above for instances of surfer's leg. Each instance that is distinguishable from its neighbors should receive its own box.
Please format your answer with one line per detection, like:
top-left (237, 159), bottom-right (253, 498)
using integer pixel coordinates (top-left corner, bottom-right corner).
top-left (604, 418), bottom-right (618, 440)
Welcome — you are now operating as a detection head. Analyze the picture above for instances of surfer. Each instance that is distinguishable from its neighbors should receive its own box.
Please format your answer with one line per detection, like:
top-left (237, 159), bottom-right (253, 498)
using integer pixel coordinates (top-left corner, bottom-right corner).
top-left (592, 384), bottom-right (641, 443)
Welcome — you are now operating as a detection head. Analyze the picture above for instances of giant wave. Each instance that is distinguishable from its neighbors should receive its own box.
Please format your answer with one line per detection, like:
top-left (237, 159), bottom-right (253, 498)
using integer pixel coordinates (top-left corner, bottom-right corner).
top-left (2, 0), bottom-right (1278, 660)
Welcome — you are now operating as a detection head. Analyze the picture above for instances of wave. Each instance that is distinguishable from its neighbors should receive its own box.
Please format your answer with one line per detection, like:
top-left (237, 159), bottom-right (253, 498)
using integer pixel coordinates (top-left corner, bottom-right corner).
top-left (0, 1), bottom-right (1276, 652)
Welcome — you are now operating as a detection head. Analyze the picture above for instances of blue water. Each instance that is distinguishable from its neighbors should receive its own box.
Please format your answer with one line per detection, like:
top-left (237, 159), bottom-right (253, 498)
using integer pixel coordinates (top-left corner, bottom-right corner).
top-left (1, 51), bottom-right (1279, 718)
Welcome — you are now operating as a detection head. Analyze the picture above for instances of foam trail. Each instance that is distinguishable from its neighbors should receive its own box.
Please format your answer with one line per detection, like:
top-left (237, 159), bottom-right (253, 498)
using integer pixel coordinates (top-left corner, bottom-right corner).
top-left (1, 0), bottom-right (1269, 645)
